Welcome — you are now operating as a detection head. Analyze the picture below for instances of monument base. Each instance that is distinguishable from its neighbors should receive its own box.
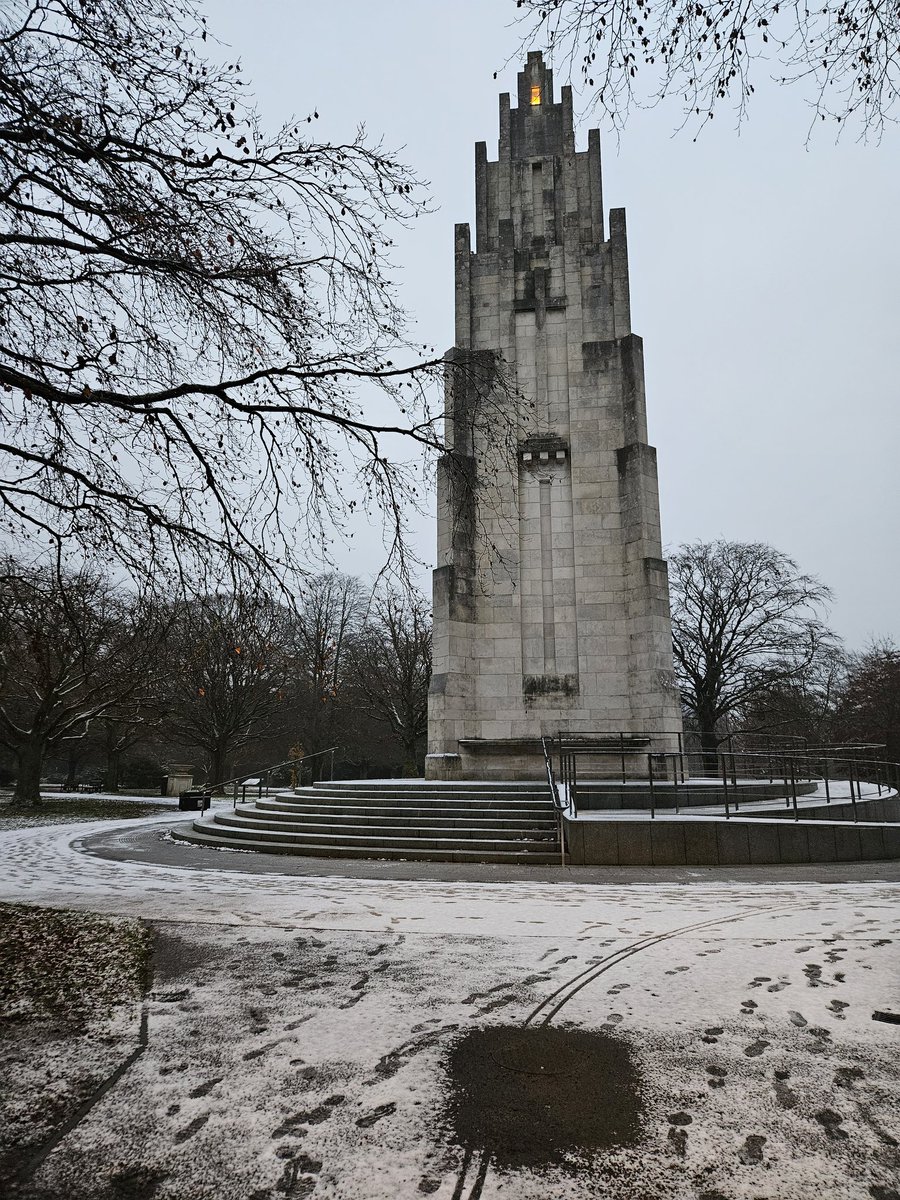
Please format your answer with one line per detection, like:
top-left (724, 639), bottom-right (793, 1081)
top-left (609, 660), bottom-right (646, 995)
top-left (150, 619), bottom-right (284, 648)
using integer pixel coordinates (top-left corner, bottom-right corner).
top-left (426, 736), bottom-right (680, 782)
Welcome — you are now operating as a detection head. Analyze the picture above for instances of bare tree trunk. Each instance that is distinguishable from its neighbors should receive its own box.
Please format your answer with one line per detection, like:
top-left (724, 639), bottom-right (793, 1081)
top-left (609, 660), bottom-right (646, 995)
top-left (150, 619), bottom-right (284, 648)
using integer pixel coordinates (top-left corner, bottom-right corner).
top-left (401, 729), bottom-right (420, 777)
top-left (103, 748), bottom-right (121, 793)
top-left (699, 724), bottom-right (720, 777)
top-left (209, 743), bottom-right (229, 793)
top-left (12, 739), bottom-right (44, 807)
top-left (65, 744), bottom-right (82, 791)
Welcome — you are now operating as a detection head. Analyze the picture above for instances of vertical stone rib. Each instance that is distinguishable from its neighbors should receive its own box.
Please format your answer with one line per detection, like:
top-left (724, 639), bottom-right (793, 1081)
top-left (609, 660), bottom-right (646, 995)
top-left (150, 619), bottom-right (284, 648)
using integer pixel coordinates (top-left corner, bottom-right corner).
top-left (540, 479), bottom-right (556, 674)
top-left (475, 143), bottom-right (488, 252)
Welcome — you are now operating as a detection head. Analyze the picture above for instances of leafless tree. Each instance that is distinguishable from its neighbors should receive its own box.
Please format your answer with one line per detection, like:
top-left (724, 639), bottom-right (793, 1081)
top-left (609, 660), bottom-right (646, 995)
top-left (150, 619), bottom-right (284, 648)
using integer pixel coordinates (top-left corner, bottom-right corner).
top-left (348, 587), bottom-right (432, 775)
top-left (834, 637), bottom-right (900, 759)
top-left (164, 588), bottom-right (292, 788)
top-left (734, 644), bottom-right (846, 748)
top-left (513, 0), bottom-right (900, 136)
top-left (0, 0), bottom-right (515, 585)
top-left (0, 559), bottom-right (163, 805)
top-left (669, 539), bottom-right (837, 762)
top-left (289, 573), bottom-right (367, 775)
top-left (96, 705), bottom-right (163, 793)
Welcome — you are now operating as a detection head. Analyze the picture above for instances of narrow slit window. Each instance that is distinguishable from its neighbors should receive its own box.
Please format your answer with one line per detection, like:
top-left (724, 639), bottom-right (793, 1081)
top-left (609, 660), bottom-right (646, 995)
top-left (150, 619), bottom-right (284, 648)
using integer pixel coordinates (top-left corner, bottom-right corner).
top-left (530, 85), bottom-right (541, 106)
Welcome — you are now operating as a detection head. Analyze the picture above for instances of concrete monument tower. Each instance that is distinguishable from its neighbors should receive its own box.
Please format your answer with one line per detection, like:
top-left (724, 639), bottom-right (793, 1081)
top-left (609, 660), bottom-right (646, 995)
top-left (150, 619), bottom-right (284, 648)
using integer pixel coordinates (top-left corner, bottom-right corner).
top-left (426, 52), bottom-right (681, 781)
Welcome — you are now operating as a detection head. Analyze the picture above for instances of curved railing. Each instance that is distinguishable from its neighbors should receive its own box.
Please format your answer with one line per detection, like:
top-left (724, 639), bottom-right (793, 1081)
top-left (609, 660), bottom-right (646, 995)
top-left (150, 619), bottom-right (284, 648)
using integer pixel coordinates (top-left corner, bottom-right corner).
top-left (548, 734), bottom-right (899, 824)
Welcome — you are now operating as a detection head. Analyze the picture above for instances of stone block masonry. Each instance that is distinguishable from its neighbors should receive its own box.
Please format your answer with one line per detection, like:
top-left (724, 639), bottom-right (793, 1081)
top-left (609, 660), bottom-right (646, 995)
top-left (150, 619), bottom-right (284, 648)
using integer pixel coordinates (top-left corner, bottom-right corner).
top-left (426, 52), bottom-right (682, 781)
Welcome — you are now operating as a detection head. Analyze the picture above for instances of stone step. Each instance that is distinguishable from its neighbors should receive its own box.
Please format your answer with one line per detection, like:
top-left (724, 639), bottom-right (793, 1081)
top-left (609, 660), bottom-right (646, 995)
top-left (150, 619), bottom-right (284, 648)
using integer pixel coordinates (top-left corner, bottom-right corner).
top-left (214, 813), bottom-right (557, 841)
top-left (287, 788), bottom-right (552, 804)
top-left (200, 816), bottom-right (556, 854)
top-left (231, 806), bottom-right (556, 831)
top-left (250, 801), bottom-right (555, 823)
top-left (173, 825), bottom-right (560, 864)
top-left (303, 781), bottom-right (549, 794)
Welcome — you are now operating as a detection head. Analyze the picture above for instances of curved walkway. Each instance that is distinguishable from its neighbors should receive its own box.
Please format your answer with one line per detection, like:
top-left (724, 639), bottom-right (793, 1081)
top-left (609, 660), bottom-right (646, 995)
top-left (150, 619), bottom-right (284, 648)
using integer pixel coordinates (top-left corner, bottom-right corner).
top-left (3, 813), bottom-right (899, 1200)
top-left (41, 811), bottom-right (900, 887)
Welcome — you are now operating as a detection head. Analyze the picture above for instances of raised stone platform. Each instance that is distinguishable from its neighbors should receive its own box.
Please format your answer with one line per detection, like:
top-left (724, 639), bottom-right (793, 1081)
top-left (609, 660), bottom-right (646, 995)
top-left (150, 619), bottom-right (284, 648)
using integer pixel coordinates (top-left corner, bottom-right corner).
top-left (171, 778), bottom-right (900, 867)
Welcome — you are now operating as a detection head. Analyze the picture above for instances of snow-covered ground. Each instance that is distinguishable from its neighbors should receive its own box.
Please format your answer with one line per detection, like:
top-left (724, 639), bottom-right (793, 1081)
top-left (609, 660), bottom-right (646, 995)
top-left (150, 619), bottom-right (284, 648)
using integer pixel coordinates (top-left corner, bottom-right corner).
top-left (1, 815), bottom-right (898, 1199)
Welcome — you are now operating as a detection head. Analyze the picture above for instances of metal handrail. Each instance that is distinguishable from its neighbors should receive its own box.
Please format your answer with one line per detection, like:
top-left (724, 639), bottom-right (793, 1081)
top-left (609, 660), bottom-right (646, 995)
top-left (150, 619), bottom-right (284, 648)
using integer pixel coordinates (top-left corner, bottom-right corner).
top-left (541, 736), bottom-right (568, 866)
top-left (222, 746), bottom-right (339, 810)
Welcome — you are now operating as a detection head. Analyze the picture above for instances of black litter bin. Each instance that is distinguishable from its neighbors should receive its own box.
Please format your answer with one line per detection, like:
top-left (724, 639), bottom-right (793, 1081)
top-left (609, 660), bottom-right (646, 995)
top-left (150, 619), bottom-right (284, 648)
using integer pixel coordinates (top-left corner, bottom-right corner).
top-left (178, 789), bottom-right (211, 812)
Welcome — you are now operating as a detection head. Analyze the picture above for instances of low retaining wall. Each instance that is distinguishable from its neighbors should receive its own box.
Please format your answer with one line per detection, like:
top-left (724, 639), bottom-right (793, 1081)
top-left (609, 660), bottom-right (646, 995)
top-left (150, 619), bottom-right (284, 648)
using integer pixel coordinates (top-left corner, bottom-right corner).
top-left (741, 796), bottom-right (900, 824)
top-left (573, 780), bottom-right (818, 811)
top-left (564, 815), bottom-right (900, 866)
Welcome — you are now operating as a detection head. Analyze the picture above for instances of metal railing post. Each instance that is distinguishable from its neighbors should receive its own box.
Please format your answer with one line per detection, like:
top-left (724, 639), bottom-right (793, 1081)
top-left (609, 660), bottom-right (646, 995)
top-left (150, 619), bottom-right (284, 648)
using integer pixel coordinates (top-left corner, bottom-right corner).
top-left (571, 750), bottom-right (579, 819)
top-left (823, 759), bottom-right (830, 805)
top-left (849, 761), bottom-right (858, 823)
top-left (620, 732), bottom-right (626, 784)
top-left (790, 759), bottom-right (799, 821)
top-left (721, 753), bottom-right (730, 818)
top-left (648, 754), bottom-right (655, 818)
top-left (673, 754), bottom-right (680, 814)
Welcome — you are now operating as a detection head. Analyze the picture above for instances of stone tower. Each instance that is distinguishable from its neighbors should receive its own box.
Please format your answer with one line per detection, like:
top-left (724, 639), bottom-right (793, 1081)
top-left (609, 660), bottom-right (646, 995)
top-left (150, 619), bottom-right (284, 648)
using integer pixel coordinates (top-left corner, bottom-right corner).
top-left (426, 52), bottom-right (681, 781)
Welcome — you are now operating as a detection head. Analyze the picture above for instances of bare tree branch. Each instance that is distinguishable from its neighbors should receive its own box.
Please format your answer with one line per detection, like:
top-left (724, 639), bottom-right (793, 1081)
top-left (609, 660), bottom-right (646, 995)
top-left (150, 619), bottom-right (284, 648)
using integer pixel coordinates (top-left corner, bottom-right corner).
top-left (0, 0), bottom-right (517, 585)
top-left (512, 0), bottom-right (900, 137)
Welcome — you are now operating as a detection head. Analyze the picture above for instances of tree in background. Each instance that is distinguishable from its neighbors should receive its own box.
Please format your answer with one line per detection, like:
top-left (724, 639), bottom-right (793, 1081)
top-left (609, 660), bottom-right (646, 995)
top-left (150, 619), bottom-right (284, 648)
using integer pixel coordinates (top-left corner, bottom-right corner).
top-left (0, 0), bottom-right (518, 585)
top-left (669, 540), bottom-right (837, 763)
top-left (348, 588), bottom-right (432, 775)
top-left (834, 637), bottom-right (900, 760)
top-left (0, 560), bottom-right (163, 804)
top-left (289, 574), bottom-right (367, 777)
top-left (733, 645), bottom-right (845, 748)
top-left (96, 704), bottom-right (164, 793)
top-left (164, 589), bottom-right (292, 789)
top-left (513, 0), bottom-right (900, 136)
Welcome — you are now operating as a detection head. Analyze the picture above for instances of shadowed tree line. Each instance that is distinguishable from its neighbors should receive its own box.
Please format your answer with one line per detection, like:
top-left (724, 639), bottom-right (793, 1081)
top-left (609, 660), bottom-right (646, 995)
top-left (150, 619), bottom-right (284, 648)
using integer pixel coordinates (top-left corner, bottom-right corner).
top-left (668, 540), bottom-right (899, 761)
top-left (0, 561), bottom-right (431, 805)
top-left (0, 541), bottom-right (897, 806)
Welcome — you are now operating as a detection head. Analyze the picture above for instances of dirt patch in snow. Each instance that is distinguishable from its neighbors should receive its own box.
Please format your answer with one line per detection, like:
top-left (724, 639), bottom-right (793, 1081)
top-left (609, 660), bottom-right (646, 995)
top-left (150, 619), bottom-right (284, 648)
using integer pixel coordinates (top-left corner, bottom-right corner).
top-left (442, 1024), bottom-right (642, 1169)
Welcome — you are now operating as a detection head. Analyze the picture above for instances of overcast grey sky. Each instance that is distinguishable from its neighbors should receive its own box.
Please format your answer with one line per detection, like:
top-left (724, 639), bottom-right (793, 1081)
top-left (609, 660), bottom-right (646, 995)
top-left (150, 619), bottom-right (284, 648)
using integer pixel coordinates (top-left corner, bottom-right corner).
top-left (213, 0), bottom-right (898, 650)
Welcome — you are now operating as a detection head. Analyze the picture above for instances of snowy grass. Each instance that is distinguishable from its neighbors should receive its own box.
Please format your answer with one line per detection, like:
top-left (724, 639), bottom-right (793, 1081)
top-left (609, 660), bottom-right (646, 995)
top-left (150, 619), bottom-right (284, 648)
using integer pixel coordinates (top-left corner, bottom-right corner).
top-left (0, 902), bottom-right (150, 1024)
top-left (0, 795), bottom-right (173, 830)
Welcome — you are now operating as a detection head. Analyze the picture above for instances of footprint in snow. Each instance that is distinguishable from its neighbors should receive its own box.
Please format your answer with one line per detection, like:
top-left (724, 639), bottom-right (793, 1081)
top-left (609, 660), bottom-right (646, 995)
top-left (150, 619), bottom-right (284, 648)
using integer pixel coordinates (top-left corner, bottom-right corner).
top-left (174, 1113), bottom-right (209, 1144)
top-left (356, 1102), bottom-right (397, 1128)
top-left (188, 1077), bottom-right (223, 1099)
top-left (815, 1109), bottom-right (849, 1140)
top-left (744, 1039), bottom-right (770, 1057)
top-left (739, 1134), bottom-right (767, 1164)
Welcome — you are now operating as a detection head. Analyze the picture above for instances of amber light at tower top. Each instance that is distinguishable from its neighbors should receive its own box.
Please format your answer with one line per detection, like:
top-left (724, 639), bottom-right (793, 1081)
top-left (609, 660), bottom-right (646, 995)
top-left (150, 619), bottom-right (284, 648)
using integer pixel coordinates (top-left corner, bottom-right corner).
top-left (530, 85), bottom-right (541, 104)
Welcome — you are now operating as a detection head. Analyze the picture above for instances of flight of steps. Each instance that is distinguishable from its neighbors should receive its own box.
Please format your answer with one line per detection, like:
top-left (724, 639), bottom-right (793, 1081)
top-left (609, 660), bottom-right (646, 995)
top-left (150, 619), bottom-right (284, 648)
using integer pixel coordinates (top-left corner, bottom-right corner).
top-left (173, 780), bottom-right (562, 864)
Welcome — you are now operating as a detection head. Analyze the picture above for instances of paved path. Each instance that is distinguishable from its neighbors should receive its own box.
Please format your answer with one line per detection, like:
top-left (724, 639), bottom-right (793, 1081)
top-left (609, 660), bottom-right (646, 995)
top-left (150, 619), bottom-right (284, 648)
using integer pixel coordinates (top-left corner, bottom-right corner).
top-left (85, 811), bottom-right (900, 885)
top-left (2, 814), bottom-right (899, 1200)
